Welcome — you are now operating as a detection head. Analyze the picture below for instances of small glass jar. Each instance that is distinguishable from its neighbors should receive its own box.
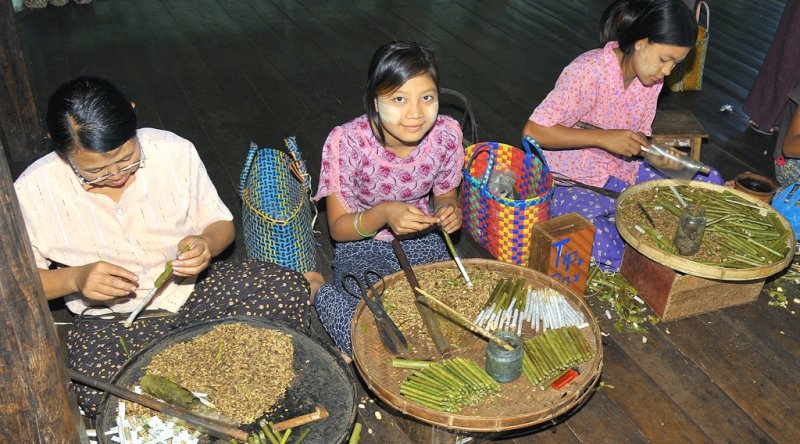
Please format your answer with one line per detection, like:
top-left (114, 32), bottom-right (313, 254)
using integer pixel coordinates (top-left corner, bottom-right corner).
top-left (485, 331), bottom-right (523, 383)
top-left (673, 202), bottom-right (706, 256)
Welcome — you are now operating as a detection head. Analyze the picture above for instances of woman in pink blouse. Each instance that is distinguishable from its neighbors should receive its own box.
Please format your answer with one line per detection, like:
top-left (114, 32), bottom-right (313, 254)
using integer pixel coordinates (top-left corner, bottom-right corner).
top-left (523, 0), bottom-right (722, 271)
top-left (314, 41), bottom-right (464, 357)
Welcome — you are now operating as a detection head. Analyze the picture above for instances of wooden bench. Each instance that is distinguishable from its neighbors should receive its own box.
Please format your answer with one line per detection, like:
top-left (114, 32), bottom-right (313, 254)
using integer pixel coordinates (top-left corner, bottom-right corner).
top-left (652, 109), bottom-right (707, 161)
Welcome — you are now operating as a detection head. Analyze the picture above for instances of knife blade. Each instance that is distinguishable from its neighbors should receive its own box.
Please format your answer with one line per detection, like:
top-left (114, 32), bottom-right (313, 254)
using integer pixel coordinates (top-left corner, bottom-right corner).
top-left (123, 245), bottom-right (189, 328)
top-left (637, 202), bottom-right (657, 228)
top-left (123, 259), bottom-right (175, 328)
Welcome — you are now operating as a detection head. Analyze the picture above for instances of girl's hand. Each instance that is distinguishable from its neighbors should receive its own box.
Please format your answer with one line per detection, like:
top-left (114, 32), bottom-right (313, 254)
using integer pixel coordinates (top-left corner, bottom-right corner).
top-left (435, 204), bottom-right (461, 233)
top-left (385, 202), bottom-right (439, 235)
top-left (172, 236), bottom-right (212, 277)
top-left (74, 261), bottom-right (138, 301)
top-left (598, 130), bottom-right (649, 157)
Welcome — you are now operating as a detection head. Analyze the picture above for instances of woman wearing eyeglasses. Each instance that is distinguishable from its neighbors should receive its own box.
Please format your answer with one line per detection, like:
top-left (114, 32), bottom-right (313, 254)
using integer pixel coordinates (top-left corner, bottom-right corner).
top-left (13, 76), bottom-right (315, 415)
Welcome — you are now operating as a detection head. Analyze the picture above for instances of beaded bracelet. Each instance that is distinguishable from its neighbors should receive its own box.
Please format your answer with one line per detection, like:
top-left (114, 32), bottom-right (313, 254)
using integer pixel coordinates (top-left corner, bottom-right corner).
top-left (354, 211), bottom-right (378, 238)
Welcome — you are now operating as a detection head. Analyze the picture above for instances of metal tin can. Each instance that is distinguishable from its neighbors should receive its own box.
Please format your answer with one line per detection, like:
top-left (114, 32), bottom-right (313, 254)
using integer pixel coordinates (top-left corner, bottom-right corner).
top-left (485, 331), bottom-right (523, 383)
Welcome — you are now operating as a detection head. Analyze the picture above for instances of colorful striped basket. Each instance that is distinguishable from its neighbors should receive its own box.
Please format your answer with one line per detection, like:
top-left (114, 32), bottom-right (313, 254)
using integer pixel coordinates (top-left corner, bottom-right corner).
top-left (239, 137), bottom-right (317, 272)
top-left (461, 136), bottom-right (553, 266)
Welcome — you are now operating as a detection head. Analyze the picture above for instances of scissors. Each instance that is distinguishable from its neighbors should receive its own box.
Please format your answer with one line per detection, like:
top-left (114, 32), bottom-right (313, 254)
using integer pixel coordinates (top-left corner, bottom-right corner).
top-left (342, 270), bottom-right (408, 355)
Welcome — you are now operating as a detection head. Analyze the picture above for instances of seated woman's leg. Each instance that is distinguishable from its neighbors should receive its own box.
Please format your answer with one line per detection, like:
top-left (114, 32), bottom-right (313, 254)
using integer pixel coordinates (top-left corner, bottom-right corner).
top-left (550, 186), bottom-right (621, 270)
top-left (174, 259), bottom-right (310, 329)
top-left (314, 239), bottom-right (394, 356)
top-left (636, 162), bottom-right (724, 185)
top-left (397, 231), bottom-right (452, 266)
top-left (314, 232), bottom-right (450, 356)
top-left (304, 271), bottom-right (325, 304)
top-left (66, 317), bottom-right (171, 416)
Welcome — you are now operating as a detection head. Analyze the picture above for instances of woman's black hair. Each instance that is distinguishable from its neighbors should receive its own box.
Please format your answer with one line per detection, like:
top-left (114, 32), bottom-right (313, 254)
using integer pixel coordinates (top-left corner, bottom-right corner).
top-left (600, 0), bottom-right (697, 57)
top-left (46, 76), bottom-right (137, 155)
top-left (363, 41), bottom-right (440, 146)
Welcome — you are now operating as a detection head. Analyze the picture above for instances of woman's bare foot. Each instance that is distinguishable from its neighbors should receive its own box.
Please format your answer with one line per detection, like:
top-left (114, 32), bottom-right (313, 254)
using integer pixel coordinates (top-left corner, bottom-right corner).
top-left (303, 271), bottom-right (325, 304)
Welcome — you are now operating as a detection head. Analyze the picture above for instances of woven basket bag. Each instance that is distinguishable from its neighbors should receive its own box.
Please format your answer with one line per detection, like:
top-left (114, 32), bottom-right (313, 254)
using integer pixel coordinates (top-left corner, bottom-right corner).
top-left (666, 1), bottom-right (709, 92)
top-left (461, 136), bottom-right (553, 266)
top-left (239, 137), bottom-right (317, 272)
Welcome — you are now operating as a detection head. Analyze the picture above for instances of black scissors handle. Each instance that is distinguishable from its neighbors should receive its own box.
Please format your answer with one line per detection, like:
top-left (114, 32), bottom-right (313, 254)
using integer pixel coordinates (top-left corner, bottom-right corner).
top-left (342, 271), bottom-right (383, 301)
top-left (341, 271), bottom-right (408, 353)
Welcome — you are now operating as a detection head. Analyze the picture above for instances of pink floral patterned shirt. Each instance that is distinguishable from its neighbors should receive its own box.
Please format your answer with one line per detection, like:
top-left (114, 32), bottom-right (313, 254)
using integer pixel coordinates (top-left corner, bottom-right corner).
top-left (530, 41), bottom-right (663, 187)
top-left (315, 114), bottom-right (464, 241)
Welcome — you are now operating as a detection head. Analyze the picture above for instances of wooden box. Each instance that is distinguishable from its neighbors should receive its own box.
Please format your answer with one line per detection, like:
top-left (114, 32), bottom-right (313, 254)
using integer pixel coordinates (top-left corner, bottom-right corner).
top-left (528, 213), bottom-right (594, 295)
top-left (620, 246), bottom-right (764, 321)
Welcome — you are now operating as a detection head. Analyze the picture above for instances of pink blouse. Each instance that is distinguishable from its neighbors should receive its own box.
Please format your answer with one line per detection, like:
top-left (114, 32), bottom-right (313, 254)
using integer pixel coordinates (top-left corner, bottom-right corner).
top-left (530, 41), bottom-right (663, 187)
top-left (14, 128), bottom-right (233, 314)
top-left (315, 115), bottom-right (464, 241)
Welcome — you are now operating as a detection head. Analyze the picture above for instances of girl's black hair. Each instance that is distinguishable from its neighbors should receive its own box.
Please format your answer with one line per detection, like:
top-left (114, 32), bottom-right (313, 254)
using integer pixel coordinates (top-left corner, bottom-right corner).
top-left (363, 41), bottom-right (440, 146)
top-left (46, 76), bottom-right (137, 155)
top-left (600, 0), bottom-right (697, 57)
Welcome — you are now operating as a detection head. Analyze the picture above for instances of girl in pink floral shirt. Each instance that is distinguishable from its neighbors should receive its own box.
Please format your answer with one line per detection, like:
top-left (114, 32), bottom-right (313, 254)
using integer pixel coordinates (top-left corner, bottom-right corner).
top-left (314, 41), bottom-right (464, 356)
top-left (523, 0), bottom-right (722, 271)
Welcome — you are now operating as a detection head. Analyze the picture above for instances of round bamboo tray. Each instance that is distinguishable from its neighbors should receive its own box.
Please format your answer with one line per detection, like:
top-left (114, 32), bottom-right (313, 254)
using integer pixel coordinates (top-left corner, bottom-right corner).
top-left (97, 317), bottom-right (356, 444)
top-left (616, 179), bottom-right (795, 281)
top-left (350, 259), bottom-right (603, 432)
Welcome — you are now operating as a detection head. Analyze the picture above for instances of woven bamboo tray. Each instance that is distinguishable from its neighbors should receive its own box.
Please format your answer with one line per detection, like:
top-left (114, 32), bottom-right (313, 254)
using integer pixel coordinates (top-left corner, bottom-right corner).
top-left (97, 317), bottom-right (356, 444)
top-left (616, 179), bottom-right (795, 281)
top-left (350, 259), bottom-right (603, 432)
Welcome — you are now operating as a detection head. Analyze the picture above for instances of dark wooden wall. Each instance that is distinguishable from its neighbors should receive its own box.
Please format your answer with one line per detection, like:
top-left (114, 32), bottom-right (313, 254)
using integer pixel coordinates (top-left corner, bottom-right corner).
top-left (0, 0), bottom-right (45, 170)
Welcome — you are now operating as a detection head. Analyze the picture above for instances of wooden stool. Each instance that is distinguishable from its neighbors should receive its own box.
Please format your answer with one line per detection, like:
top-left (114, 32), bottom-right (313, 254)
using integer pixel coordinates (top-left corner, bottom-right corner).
top-left (651, 109), bottom-right (707, 160)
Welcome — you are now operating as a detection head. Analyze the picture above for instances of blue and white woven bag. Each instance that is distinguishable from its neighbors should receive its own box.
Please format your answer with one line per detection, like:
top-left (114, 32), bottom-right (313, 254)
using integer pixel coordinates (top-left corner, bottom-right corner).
top-left (239, 137), bottom-right (317, 272)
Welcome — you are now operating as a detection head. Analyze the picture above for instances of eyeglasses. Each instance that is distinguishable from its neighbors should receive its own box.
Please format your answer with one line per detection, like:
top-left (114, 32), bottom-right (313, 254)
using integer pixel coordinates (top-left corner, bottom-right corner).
top-left (68, 144), bottom-right (146, 186)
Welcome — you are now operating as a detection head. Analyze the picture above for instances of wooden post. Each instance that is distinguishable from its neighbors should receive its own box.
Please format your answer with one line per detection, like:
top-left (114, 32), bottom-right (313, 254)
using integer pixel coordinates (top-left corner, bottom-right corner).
top-left (1, 0), bottom-right (46, 169)
top-left (0, 143), bottom-right (86, 443)
top-left (0, 16), bottom-right (86, 443)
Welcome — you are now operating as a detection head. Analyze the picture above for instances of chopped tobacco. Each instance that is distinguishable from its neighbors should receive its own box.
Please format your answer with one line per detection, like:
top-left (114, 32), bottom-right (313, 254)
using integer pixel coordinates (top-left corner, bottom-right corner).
top-left (585, 265), bottom-right (658, 334)
top-left (765, 263), bottom-right (800, 312)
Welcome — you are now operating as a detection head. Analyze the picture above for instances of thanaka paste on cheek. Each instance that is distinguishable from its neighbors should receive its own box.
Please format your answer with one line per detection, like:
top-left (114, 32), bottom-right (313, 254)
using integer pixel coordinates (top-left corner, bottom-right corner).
top-left (376, 100), bottom-right (404, 125)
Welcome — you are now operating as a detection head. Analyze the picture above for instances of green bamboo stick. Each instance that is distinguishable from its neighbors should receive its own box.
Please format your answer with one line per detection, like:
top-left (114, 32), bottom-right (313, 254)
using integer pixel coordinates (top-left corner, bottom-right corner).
top-left (529, 340), bottom-right (557, 371)
top-left (568, 326), bottom-right (593, 360)
top-left (278, 428), bottom-right (292, 444)
top-left (349, 423), bottom-right (362, 444)
top-left (747, 238), bottom-right (785, 257)
top-left (259, 420), bottom-right (279, 444)
top-left (392, 358), bottom-right (433, 369)
top-left (294, 428), bottom-right (312, 444)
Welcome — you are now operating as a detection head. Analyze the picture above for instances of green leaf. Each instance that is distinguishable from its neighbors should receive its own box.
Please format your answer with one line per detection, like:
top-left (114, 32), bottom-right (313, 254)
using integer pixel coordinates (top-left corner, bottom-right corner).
top-left (153, 260), bottom-right (174, 288)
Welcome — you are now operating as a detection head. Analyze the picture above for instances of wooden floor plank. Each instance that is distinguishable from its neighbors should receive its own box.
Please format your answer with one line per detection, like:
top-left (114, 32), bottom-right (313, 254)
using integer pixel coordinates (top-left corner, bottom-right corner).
top-left (562, 390), bottom-right (649, 444)
top-left (349, 381), bottom-right (414, 444)
top-left (718, 303), bottom-right (800, 368)
top-left (666, 314), bottom-right (800, 442)
top-left (737, 296), bottom-right (800, 361)
top-left (598, 338), bottom-right (712, 443)
top-left (586, 299), bottom-right (773, 443)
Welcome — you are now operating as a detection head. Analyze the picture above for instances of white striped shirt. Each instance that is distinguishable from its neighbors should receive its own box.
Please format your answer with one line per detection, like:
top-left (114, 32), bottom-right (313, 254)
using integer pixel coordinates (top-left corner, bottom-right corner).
top-left (14, 128), bottom-right (233, 314)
